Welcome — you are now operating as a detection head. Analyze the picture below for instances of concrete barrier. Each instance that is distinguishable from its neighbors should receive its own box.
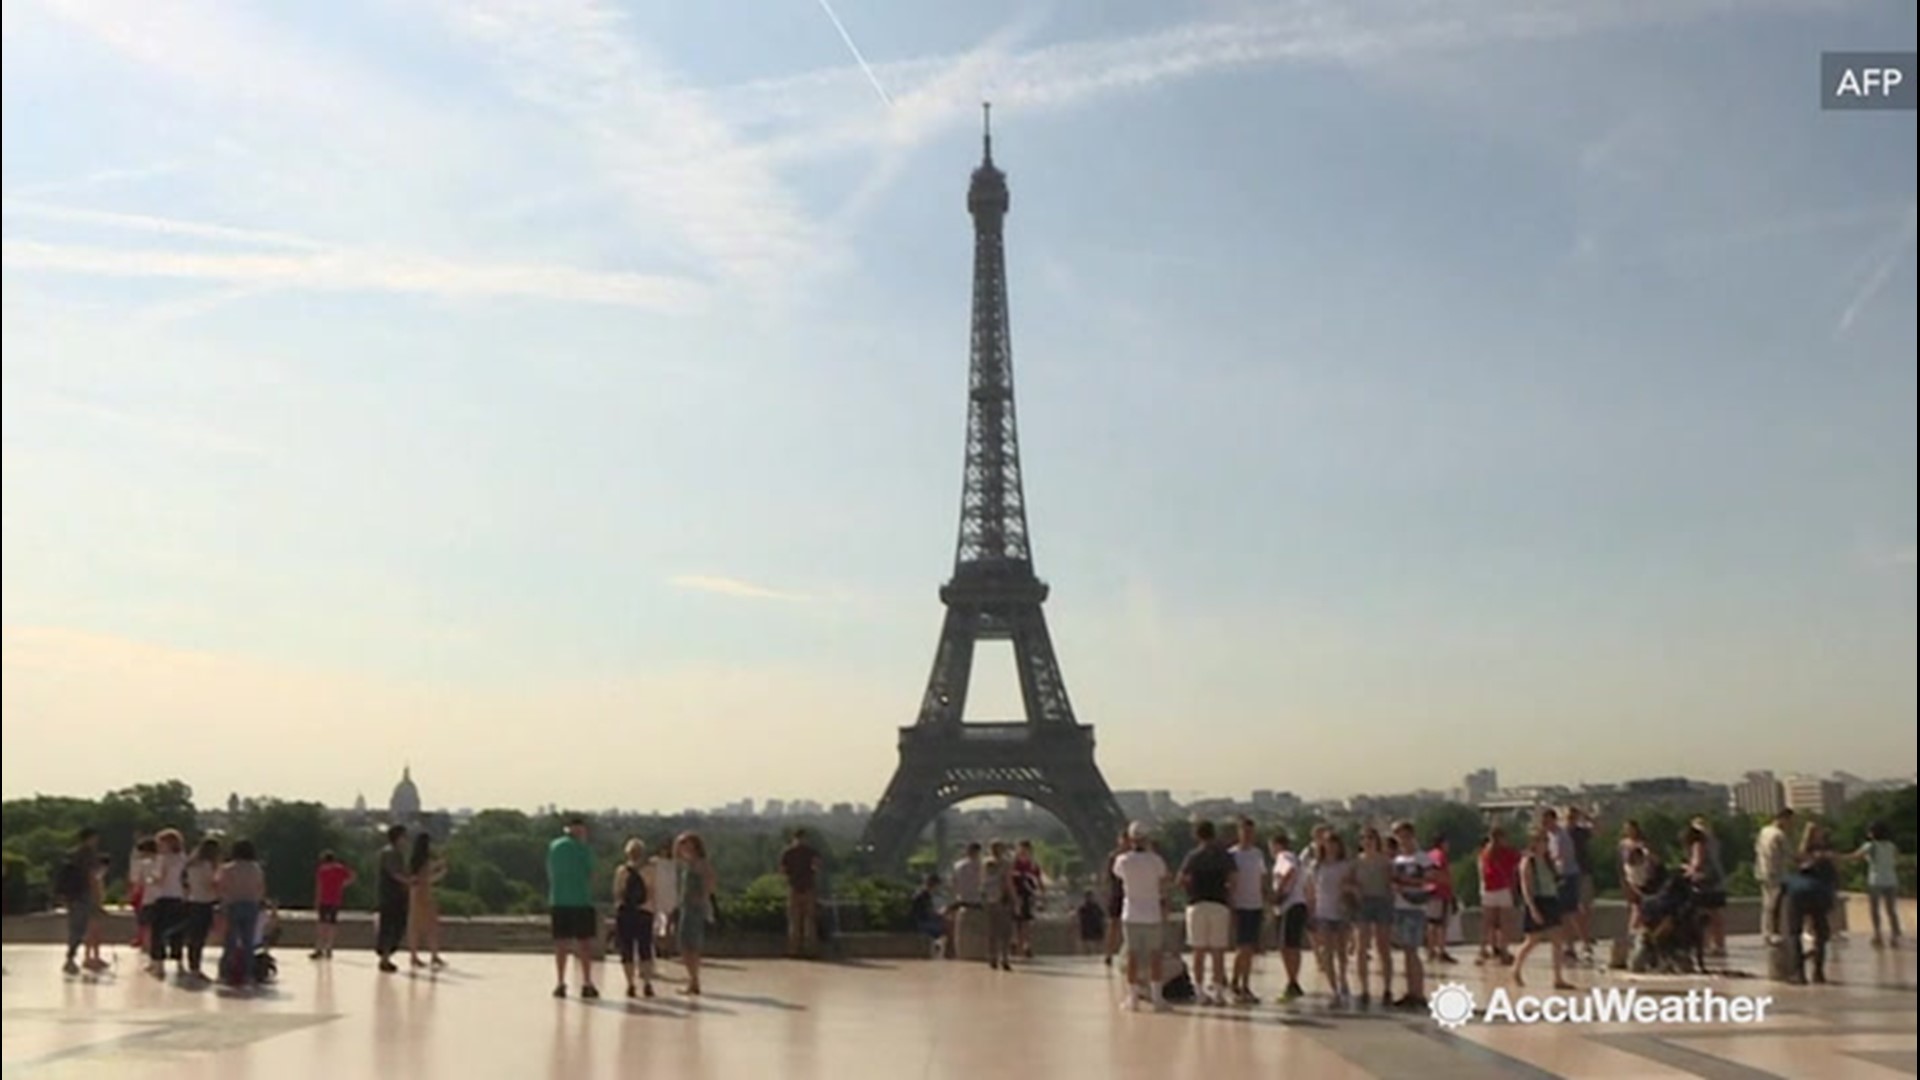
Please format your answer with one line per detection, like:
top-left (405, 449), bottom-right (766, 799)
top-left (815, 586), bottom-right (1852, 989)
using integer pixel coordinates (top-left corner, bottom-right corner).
top-left (8, 892), bottom-right (1906, 960)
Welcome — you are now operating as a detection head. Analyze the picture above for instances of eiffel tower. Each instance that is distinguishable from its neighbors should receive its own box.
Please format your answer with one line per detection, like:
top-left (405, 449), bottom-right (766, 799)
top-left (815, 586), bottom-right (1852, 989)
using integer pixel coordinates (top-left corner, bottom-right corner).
top-left (859, 106), bottom-right (1125, 873)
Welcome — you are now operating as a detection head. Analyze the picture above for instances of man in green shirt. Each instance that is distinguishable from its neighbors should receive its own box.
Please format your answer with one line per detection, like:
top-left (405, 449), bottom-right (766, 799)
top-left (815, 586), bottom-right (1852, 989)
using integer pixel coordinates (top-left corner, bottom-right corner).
top-left (547, 816), bottom-right (599, 999)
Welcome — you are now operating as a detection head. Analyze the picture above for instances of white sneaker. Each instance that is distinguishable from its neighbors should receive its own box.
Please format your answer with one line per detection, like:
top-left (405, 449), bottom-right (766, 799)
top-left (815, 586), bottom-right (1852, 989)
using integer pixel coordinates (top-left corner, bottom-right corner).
top-left (1121, 988), bottom-right (1140, 1012)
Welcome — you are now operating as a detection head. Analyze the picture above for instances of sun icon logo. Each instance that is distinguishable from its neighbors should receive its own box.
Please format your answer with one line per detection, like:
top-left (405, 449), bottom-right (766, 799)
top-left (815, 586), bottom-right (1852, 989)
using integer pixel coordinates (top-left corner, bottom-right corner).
top-left (1428, 982), bottom-right (1476, 1029)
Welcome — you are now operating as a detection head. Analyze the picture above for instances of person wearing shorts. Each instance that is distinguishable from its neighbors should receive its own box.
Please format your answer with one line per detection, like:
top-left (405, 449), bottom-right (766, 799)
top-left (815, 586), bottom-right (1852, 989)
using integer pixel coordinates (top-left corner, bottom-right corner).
top-left (1270, 829), bottom-right (1308, 1000)
top-left (1178, 819), bottom-right (1237, 1005)
top-left (1112, 822), bottom-right (1170, 1010)
top-left (1388, 820), bottom-right (1434, 1009)
top-left (1511, 825), bottom-right (1570, 990)
top-left (1227, 817), bottom-right (1268, 1003)
top-left (1477, 828), bottom-right (1519, 965)
top-left (546, 817), bottom-right (599, 999)
top-left (312, 850), bottom-right (355, 961)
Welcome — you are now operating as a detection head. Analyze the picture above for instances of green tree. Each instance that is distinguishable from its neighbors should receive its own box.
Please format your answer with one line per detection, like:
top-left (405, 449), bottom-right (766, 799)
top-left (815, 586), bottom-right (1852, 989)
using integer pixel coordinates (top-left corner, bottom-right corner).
top-left (231, 800), bottom-right (348, 907)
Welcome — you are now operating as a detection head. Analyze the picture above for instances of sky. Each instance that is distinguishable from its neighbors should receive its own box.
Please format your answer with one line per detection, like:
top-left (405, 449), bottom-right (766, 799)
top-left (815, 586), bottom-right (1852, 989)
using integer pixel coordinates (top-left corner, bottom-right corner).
top-left (2, 0), bottom-right (1915, 816)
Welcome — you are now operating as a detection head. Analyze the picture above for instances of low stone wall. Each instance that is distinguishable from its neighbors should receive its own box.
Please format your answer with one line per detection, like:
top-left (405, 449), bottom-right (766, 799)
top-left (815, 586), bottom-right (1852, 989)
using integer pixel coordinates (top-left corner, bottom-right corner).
top-left (8, 893), bottom-right (1907, 960)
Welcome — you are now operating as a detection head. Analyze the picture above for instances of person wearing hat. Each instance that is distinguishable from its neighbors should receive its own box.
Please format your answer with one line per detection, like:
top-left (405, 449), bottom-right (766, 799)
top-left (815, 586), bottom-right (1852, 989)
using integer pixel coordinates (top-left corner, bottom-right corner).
top-left (1111, 822), bottom-right (1171, 1011)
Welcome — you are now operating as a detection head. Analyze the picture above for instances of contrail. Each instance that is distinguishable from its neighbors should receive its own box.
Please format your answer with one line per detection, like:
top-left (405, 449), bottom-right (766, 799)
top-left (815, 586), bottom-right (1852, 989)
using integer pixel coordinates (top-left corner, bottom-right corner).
top-left (814, 0), bottom-right (893, 106)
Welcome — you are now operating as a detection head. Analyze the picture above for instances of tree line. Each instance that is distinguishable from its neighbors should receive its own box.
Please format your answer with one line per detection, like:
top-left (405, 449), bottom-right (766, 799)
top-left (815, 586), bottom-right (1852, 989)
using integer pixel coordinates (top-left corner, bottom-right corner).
top-left (4, 781), bottom-right (1911, 929)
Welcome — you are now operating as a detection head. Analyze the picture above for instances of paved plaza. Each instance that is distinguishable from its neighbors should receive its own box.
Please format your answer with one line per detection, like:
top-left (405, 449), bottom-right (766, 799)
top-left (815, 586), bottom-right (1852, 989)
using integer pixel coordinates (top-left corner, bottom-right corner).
top-left (2, 938), bottom-right (1913, 1078)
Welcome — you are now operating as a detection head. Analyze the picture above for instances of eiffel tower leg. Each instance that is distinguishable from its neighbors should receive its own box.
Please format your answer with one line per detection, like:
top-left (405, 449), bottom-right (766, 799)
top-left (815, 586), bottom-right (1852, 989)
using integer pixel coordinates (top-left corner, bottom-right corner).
top-left (863, 763), bottom-right (946, 871)
top-left (1009, 608), bottom-right (1073, 727)
top-left (916, 608), bottom-right (979, 725)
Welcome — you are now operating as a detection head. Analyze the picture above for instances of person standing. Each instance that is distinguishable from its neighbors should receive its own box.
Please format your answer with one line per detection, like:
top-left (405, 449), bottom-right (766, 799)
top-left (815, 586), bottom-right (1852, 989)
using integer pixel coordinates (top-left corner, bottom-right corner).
top-left (215, 839), bottom-right (267, 988)
top-left (948, 842), bottom-right (984, 961)
top-left (1112, 822), bottom-right (1170, 1012)
top-left (1010, 840), bottom-right (1045, 960)
top-left (181, 838), bottom-right (222, 981)
top-left (613, 839), bottom-right (657, 998)
top-left (1352, 827), bottom-right (1396, 1006)
top-left (1178, 819), bottom-right (1237, 1005)
top-left (56, 828), bottom-right (100, 975)
top-left (674, 832), bottom-right (718, 996)
top-left (142, 829), bottom-right (189, 978)
top-left (1477, 828), bottom-right (1519, 966)
top-left (982, 855), bottom-right (1015, 971)
top-left (1755, 807), bottom-right (1795, 945)
top-left (1226, 817), bottom-right (1268, 1004)
top-left (778, 829), bottom-right (822, 960)
top-left (1075, 889), bottom-right (1106, 956)
top-left (1851, 822), bottom-right (1903, 947)
top-left (1565, 808), bottom-right (1596, 960)
top-left (407, 833), bottom-right (448, 970)
top-left (547, 816), bottom-right (599, 999)
top-left (374, 825), bottom-right (411, 973)
top-left (1103, 831), bottom-right (1129, 967)
top-left (312, 851), bottom-right (355, 960)
top-left (1387, 820), bottom-right (1434, 1009)
top-left (1269, 829), bottom-right (1308, 1001)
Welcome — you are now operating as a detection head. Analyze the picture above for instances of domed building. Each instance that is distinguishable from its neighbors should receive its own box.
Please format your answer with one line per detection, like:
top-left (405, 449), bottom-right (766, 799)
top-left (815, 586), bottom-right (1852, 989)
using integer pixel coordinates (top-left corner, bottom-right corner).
top-left (389, 765), bottom-right (422, 825)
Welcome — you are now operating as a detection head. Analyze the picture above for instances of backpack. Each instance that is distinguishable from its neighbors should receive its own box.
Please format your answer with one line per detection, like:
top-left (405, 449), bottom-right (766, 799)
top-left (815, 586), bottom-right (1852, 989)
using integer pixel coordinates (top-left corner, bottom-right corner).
top-left (54, 855), bottom-right (88, 901)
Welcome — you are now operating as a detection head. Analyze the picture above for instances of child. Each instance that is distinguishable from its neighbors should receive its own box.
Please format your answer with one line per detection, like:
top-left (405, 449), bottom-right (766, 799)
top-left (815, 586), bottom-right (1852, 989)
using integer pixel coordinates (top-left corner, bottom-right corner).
top-left (128, 838), bottom-right (157, 951)
top-left (909, 875), bottom-right (946, 957)
top-left (1076, 890), bottom-right (1106, 955)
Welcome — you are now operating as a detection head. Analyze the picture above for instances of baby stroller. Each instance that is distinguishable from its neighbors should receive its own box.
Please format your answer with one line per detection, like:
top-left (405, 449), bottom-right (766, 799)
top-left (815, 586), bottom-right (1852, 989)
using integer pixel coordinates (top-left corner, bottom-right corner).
top-left (1632, 871), bottom-right (1706, 974)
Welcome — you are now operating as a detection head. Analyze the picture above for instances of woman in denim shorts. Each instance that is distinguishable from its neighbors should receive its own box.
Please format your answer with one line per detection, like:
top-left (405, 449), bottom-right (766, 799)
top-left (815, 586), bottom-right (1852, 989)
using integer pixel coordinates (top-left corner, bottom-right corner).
top-left (1351, 827), bottom-right (1396, 1006)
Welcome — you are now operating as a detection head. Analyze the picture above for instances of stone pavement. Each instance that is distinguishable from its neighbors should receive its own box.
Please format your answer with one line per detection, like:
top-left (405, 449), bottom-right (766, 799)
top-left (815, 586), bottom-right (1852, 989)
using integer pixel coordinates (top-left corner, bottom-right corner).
top-left (2, 936), bottom-right (1911, 1078)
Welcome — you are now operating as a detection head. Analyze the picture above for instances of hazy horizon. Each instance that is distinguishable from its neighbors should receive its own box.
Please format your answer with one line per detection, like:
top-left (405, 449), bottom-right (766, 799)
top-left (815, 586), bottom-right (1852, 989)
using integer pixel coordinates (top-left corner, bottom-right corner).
top-left (4, 1), bottom-right (1915, 814)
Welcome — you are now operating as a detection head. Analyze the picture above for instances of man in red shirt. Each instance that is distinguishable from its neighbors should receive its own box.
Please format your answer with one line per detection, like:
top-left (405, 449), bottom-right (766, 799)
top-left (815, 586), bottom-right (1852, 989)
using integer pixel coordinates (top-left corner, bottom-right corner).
top-left (1426, 835), bottom-right (1460, 965)
top-left (312, 851), bottom-right (356, 960)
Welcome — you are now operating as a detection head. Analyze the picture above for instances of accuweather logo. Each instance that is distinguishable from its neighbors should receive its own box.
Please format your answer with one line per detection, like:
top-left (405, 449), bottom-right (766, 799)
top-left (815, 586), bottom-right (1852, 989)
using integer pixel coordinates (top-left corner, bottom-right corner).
top-left (1428, 982), bottom-right (1775, 1029)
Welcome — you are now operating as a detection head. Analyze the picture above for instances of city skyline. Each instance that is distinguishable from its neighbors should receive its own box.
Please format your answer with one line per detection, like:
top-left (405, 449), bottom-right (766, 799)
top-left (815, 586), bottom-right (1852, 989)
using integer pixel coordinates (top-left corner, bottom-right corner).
top-left (4, 2), bottom-right (1917, 811)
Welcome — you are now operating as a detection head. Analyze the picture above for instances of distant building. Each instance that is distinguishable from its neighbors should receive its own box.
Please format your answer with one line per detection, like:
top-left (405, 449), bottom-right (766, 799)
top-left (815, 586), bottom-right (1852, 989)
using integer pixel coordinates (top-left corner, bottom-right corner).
top-left (1463, 768), bottom-right (1499, 806)
top-left (1730, 771), bottom-right (1785, 817)
top-left (389, 765), bottom-right (422, 825)
top-left (1782, 776), bottom-right (1845, 818)
top-left (1114, 791), bottom-right (1153, 822)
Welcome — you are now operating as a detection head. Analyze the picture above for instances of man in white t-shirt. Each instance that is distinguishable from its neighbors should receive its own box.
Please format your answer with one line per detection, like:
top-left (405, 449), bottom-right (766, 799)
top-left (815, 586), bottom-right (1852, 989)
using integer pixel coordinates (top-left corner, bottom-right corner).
top-left (1111, 822), bottom-right (1170, 1011)
top-left (1269, 828), bottom-right (1307, 1000)
top-left (1754, 808), bottom-right (1794, 944)
top-left (1227, 817), bottom-right (1269, 1004)
top-left (1389, 820), bottom-right (1434, 1009)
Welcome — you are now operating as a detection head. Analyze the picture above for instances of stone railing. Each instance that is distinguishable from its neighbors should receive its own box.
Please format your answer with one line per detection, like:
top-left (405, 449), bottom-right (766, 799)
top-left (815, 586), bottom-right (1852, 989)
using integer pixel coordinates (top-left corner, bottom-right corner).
top-left (6, 893), bottom-right (1907, 961)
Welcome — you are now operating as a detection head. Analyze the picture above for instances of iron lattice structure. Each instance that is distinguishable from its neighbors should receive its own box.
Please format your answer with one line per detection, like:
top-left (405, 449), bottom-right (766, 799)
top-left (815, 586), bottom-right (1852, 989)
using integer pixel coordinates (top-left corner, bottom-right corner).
top-left (860, 108), bottom-right (1125, 873)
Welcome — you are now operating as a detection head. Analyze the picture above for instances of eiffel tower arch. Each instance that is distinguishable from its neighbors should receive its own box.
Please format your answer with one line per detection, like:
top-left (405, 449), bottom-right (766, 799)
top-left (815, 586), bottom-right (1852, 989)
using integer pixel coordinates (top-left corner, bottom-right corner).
top-left (859, 106), bottom-right (1125, 874)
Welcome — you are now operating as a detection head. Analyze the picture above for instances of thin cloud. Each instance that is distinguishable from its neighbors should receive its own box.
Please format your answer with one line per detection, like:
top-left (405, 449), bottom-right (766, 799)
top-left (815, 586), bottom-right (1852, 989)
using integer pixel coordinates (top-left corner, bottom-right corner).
top-left (428, 0), bottom-right (825, 287)
top-left (668, 575), bottom-right (811, 602)
top-left (2, 199), bottom-right (327, 250)
top-left (2, 238), bottom-right (705, 311)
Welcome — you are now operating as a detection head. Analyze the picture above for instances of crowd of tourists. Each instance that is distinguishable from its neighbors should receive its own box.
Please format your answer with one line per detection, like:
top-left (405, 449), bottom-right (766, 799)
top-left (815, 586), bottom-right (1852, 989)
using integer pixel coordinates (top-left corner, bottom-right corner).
top-left (1073, 807), bottom-right (1904, 1010)
top-left (45, 807), bottom-right (1901, 1006)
